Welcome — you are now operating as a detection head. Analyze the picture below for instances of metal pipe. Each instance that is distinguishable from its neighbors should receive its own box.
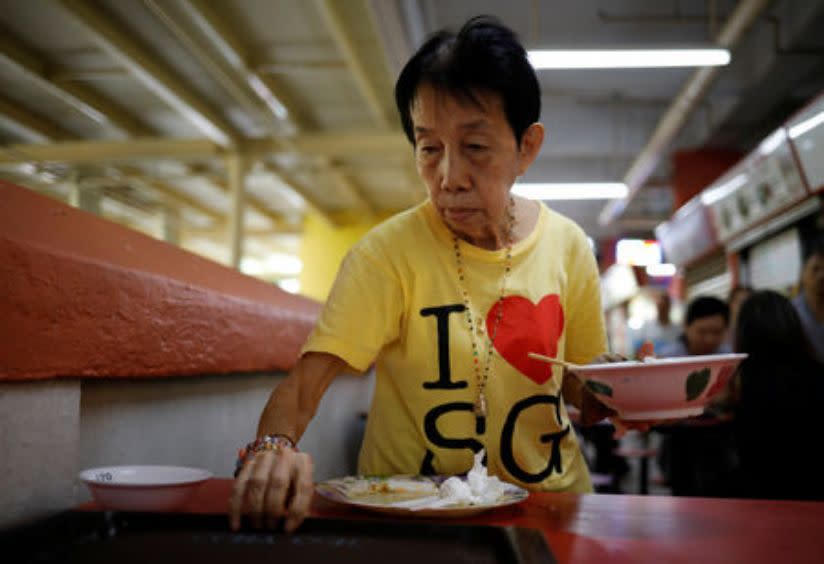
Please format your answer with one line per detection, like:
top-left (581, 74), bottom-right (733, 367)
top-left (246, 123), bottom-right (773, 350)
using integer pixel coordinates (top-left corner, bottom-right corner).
top-left (227, 153), bottom-right (247, 269)
top-left (598, 0), bottom-right (771, 227)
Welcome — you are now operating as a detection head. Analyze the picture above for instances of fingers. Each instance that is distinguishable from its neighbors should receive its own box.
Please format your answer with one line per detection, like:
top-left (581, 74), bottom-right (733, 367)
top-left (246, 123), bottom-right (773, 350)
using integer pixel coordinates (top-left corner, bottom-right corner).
top-left (247, 451), bottom-right (279, 529)
top-left (580, 385), bottom-right (617, 426)
top-left (261, 449), bottom-right (293, 529)
top-left (229, 454), bottom-right (255, 531)
top-left (229, 451), bottom-right (274, 531)
top-left (284, 453), bottom-right (315, 533)
top-left (229, 449), bottom-right (314, 533)
top-left (592, 352), bottom-right (626, 364)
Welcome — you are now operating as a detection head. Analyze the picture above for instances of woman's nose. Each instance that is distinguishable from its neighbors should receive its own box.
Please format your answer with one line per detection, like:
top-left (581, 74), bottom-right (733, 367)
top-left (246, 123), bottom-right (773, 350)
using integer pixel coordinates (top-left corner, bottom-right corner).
top-left (439, 150), bottom-right (468, 191)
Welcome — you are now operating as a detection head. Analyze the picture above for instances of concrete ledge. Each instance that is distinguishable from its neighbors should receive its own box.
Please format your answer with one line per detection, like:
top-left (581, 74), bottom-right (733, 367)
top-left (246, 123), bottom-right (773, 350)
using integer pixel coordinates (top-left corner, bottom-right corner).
top-left (0, 181), bottom-right (321, 381)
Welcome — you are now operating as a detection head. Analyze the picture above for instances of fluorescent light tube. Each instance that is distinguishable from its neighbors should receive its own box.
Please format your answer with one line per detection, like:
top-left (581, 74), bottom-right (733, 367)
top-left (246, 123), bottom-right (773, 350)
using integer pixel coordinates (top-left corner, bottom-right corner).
top-left (789, 110), bottom-right (824, 140)
top-left (528, 49), bottom-right (730, 69)
top-left (512, 182), bottom-right (628, 200)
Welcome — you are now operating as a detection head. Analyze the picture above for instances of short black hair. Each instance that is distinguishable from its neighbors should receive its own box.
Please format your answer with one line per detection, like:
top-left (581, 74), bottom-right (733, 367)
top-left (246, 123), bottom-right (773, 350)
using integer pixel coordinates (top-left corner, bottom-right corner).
top-left (685, 295), bottom-right (730, 326)
top-left (394, 15), bottom-right (541, 146)
top-left (735, 290), bottom-right (812, 360)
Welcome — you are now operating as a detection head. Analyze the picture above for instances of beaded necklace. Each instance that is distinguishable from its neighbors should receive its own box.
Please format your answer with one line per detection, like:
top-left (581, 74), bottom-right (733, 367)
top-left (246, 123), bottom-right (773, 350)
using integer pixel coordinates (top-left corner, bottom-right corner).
top-left (451, 200), bottom-right (515, 426)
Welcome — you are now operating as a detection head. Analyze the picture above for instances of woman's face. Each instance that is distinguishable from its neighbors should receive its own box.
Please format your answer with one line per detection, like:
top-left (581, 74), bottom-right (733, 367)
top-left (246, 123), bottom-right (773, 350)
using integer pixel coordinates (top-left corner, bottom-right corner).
top-left (410, 83), bottom-right (542, 247)
top-left (801, 253), bottom-right (824, 303)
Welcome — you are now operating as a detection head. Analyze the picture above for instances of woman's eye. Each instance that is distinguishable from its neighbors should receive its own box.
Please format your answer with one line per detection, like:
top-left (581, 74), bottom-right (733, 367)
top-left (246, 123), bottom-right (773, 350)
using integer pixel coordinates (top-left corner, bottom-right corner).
top-left (467, 144), bottom-right (487, 152)
top-left (419, 146), bottom-right (438, 155)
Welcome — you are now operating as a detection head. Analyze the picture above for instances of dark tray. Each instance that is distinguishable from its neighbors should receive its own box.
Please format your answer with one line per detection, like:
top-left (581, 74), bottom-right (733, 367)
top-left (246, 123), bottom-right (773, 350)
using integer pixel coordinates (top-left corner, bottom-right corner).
top-left (1, 511), bottom-right (555, 564)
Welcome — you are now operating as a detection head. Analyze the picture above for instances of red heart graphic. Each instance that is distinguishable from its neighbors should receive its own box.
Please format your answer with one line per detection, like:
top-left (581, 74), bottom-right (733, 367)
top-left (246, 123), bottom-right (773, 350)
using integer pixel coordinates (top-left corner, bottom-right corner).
top-left (487, 294), bottom-right (565, 385)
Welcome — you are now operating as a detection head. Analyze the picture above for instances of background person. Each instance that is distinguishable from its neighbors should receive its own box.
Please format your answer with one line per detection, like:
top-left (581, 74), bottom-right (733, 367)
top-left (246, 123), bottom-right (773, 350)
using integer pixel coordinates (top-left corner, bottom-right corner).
top-left (656, 295), bottom-right (735, 497)
top-left (732, 290), bottom-right (824, 500)
top-left (658, 296), bottom-right (731, 358)
top-left (726, 285), bottom-right (753, 348)
top-left (793, 236), bottom-right (824, 363)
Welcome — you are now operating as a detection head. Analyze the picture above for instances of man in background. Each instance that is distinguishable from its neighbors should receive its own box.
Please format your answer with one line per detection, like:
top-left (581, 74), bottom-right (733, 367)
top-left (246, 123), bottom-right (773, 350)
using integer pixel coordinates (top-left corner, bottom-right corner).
top-left (658, 296), bottom-right (731, 357)
top-left (793, 237), bottom-right (824, 363)
top-left (656, 295), bottom-right (734, 497)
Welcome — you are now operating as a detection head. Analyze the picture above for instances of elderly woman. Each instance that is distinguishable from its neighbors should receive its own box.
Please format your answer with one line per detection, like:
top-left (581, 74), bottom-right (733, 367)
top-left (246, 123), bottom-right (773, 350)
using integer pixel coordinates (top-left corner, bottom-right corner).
top-left (230, 16), bottom-right (615, 532)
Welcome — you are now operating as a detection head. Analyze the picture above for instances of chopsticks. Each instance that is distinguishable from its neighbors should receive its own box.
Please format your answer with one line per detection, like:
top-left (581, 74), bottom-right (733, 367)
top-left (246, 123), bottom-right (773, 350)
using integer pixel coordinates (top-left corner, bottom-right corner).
top-left (527, 352), bottom-right (582, 371)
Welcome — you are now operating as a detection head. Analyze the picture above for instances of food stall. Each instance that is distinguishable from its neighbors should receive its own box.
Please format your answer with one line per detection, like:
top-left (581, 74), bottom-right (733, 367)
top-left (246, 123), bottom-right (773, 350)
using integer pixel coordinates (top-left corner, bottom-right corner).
top-left (657, 90), bottom-right (824, 297)
top-left (701, 121), bottom-right (818, 293)
top-left (655, 196), bottom-right (726, 301)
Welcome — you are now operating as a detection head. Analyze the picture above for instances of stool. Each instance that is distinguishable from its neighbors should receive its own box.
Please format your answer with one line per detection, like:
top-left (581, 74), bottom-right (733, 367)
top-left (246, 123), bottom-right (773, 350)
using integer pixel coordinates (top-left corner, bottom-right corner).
top-left (614, 446), bottom-right (658, 495)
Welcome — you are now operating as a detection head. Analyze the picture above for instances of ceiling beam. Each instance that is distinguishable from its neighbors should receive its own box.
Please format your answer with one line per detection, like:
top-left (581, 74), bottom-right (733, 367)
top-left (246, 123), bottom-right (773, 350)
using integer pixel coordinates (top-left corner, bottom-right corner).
top-left (118, 162), bottom-right (290, 227)
top-left (141, 0), bottom-right (269, 122)
top-left (262, 163), bottom-right (337, 226)
top-left (175, 0), bottom-right (305, 131)
top-left (208, 170), bottom-right (289, 227)
top-left (0, 29), bottom-right (152, 137)
top-left (247, 130), bottom-right (408, 157)
top-left (0, 138), bottom-right (223, 165)
top-left (598, 0), bottom-right (770, 226)
top-left (329, 165), bottom-right (376, 217)
top-left (0, 131), bottom-right (408, 165)
top-left (314, 0), bottom-right (391, 127)
top-left (365, 0), bottom-right (416, 77)
top-left (57, 0), bottom-right (237, 146)
top-left (108, 166), bottom-right (222, 222)
top-left (185, 225), bottom-right (302, 237)
top-left (0, 95), bottom-right (72, 142)
top-left (101, 166), bottom-right (293, 231)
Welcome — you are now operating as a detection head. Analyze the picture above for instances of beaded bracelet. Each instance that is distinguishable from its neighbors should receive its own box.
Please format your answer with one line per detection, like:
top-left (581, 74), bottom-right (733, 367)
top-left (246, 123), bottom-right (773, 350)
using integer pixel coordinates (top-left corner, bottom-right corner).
top-left (234, 434), bottom-right (297, 477)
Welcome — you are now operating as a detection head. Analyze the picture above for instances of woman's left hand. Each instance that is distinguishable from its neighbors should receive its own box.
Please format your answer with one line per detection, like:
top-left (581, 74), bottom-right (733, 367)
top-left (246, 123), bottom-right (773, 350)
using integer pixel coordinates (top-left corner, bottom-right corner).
top-left (576, 352), bottom-right (622, 426)
top-left (597, 342), bottom-right (669, 437)
top-left (575, 345), bottom-right (664, 435)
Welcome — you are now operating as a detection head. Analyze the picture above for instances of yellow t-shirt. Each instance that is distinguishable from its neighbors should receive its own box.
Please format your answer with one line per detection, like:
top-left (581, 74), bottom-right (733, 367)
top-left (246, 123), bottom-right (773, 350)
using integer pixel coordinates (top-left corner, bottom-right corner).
top-left (302, 200), bottom-right (607, 492)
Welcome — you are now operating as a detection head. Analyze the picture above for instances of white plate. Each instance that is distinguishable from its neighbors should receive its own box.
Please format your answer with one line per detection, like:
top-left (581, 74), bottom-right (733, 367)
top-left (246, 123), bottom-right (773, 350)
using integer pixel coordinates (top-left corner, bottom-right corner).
top-left (315, 475), bottom-right (529, 518)
top-left (79, 465), bottom-right (212, 511)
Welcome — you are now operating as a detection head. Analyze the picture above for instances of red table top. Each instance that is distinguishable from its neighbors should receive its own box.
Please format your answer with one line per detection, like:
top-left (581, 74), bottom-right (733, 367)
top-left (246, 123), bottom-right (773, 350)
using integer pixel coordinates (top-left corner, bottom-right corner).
top-left (90, 478), bottom-right (824, 563)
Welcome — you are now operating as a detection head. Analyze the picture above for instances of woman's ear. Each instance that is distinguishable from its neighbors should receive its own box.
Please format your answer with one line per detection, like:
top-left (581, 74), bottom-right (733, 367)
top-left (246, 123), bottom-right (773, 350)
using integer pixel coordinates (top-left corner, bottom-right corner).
top-left (517, 123), bottom-right (545, 175)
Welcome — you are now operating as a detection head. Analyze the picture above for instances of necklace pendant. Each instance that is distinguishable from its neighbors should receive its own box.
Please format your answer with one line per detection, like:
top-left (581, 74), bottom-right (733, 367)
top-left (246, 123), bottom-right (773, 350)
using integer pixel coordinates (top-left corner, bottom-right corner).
top-left (474, 393), bottom-right (487, 418)
top-left (476, 323), bottom-right (485, 336)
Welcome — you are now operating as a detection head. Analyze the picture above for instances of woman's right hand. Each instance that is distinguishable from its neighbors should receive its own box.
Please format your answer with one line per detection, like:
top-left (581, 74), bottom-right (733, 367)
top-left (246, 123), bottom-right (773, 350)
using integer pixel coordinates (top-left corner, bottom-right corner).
top-left (229, 447), bottom-right (315, 533)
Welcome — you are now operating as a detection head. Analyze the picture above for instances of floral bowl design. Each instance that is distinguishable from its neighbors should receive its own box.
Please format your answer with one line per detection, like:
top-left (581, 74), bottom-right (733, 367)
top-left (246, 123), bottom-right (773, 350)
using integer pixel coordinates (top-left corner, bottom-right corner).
top-left (577, 353), bottom-right (747, 420)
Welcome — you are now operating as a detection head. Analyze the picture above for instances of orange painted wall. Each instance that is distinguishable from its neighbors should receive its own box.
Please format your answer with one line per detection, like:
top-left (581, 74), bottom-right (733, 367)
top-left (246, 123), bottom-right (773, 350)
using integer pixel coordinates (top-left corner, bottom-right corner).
top-left (0, 181), bottom-right (321, 381)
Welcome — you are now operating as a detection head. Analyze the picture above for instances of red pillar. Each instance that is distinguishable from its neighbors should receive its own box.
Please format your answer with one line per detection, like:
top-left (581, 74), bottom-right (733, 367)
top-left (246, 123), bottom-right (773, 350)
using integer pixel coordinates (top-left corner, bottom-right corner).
top-left (672, 149), bottom-right (742, 210)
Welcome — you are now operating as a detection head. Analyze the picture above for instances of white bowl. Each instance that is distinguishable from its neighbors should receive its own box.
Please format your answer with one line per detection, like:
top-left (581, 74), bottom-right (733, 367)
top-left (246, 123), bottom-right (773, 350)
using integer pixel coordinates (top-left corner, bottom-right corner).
top-left (575, 353), bottom-right (747, 420)
top-left (78, 465), bottom-right (212, 511)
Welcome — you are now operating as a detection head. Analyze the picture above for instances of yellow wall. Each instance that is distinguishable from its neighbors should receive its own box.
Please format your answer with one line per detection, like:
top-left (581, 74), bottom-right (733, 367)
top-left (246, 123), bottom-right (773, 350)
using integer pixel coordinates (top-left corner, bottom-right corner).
top-left (299, 211), bottom-right (385, 301)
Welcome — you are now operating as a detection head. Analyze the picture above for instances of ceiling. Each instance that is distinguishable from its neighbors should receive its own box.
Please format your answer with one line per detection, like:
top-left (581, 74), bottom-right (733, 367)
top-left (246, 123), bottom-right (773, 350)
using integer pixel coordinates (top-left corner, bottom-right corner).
top-left (2, 0), bottom-right (824, 276)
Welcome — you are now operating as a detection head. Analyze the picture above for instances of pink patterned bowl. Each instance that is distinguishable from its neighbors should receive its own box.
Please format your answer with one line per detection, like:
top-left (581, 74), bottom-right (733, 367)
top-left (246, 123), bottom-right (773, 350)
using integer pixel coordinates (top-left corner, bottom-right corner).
top-left (575, 353), bottom-right (747, 420)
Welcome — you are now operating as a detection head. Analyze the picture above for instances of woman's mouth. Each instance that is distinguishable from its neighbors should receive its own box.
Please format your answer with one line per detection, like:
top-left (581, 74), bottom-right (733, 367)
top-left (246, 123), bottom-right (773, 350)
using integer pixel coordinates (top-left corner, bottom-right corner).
top-left (443, 207), bottom-right (478, 223)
